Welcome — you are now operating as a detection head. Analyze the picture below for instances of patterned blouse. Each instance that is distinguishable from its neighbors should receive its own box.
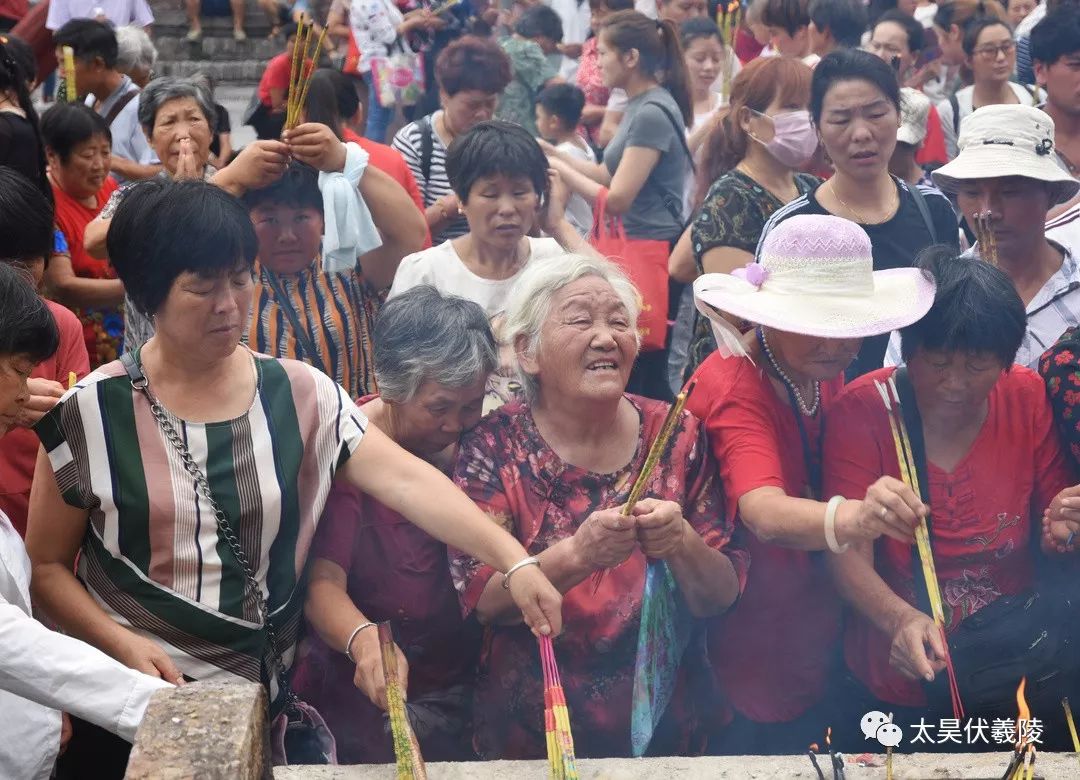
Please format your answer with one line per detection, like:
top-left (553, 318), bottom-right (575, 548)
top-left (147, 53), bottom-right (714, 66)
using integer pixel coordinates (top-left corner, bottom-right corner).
top-left (35, 350), bottom-right (367, 712)
top-left (685, 170), bottom-right (819, 379)
top-left (1040, 326), bottom-right (1080, 472)
top-left (449, 395), bottom-right (747, 759)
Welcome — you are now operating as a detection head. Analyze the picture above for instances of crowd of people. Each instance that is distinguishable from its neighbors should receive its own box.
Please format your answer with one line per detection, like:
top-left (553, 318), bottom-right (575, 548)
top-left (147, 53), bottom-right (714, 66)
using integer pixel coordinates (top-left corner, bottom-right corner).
top-left (3, 0), bottom-right (1080, 775)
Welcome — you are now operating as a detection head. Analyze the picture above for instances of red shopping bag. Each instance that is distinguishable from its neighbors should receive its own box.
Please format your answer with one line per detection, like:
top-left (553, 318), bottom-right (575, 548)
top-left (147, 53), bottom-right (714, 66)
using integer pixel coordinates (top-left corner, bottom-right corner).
top-left (588, 189), bottom-right (670, 352)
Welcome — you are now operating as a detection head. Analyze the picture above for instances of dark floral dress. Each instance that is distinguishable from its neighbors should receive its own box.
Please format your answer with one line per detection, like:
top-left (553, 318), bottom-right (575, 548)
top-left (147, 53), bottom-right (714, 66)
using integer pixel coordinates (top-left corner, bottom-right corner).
top-left (1041, 326), bottom-right (1080, 471)
top-left (685, 170), bottom-right (819, 379)
top-left (449, 395), bottom-right (748, 760)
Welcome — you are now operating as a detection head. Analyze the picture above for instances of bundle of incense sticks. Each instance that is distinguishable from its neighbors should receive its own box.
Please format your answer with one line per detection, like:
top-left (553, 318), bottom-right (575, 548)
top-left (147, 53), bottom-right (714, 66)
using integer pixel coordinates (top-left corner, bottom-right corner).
top-left (806, 744), bottom-right (826, 780)
top-left (540, 635), bottom-right (579, 780)
top-left (61, 46), bottom-right (77, 103)
top-left (285, 17), bottom-right (328, 131)
top-left (886, 713), bottom-right (894, 780)
top-left (717, 2), bottom-right (741, 101)
top-left (378, 623), bottom-right (427, 779)
top-left (590, 380), bottom-right (696, 591)
top-left (874, 376), bottom-right (964, 721)
top-left (972, 210), bottom-right (998, 266)
top-left (1063, 698), bottom-right (1080, 766)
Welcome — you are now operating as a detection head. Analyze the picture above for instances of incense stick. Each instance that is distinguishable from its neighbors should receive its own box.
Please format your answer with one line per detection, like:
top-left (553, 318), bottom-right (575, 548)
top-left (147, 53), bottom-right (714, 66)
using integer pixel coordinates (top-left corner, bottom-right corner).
top-left (68, 371), bottom-right (77, 390)
top-left (875, 377), bottom-right (965, 720)
top-left (289, 26), bottom-right (328, 130)
top-left (886, 713), bottom-right (894, 780)
top-left (62, 46), bottom-right (77, 102)
top-left (973, 211), bottom-right (998, 266)
top-left (806, 745), bottom-right (825, 780)
top-left (378, 623), bottom-right (427, 779)
top-left (285, 17), bottom-right (305, 130)
top-left (590, 381), bottom-right (696, 591)
top-left (540, 636), bottom-right (579, 780)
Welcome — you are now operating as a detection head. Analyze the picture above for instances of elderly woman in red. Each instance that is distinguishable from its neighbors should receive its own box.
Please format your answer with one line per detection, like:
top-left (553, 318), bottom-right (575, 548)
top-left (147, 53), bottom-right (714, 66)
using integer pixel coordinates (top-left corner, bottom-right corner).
top-left (824, 248), bottom-right (1080, 750)
top-left (687, 214), bottom-right (936, 754)
top-left (295, 286), bottom-right (494, 763)
top-left (449, 253), bottom-right (747, 759)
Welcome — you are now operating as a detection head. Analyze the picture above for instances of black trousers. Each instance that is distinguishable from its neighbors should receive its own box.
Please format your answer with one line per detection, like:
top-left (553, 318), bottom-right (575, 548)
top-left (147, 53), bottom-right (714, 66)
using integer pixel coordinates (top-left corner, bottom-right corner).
top-left (55, 716), bottom-right (131, 780)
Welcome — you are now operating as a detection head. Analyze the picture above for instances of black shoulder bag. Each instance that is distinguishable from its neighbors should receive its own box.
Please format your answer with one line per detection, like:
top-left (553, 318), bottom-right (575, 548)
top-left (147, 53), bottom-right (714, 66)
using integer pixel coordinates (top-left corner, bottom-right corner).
top-left (643, 99), bottom-right (696, 230)
top-left (120, 351), bottom-right (336, 765)
top-left (893, 367), bottom-right (1079, 717)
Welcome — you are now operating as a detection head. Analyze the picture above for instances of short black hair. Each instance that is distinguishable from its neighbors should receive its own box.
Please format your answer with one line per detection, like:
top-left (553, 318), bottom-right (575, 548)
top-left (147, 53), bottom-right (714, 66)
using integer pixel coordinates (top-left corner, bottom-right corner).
top-left (445, 120), bottom-right (549, 203)
top-left (0, 262), bottom-right (59, 365)
top-left (40, 102), bottom-right (112, 163)
top-left (762, 0), bottom-right (811, 36)
top-left (874, 10), bottom-right (925, 53)
top-left (809, 0), bottom-right (869, 48)
top-left (107, 179), bottom-right (258, 318)
top-left (0, 34), bottom-right (36, 85)
top-left (680, 16), bottom-right (722, 49)
top-left (515, 5), bottom-right (564, 42)
top-left (241, 160), bottom-right (324, 216)
top-left (1030, 5), bottom-right (1080, 65)
top-left (962, 16), bottom-right (1012, 57)
top-left (0, 166), bottom-right (54, 264)
top-left (811, 48), bottom-right (902, 124)
top-left (900, 246), bottom-right (1025, 367)
top-left (53, 19), bottom-right (119, 69)
top-left (537, 83), bottom-right (586, 127)
top-left (304, 69), bottom-right (352, 139)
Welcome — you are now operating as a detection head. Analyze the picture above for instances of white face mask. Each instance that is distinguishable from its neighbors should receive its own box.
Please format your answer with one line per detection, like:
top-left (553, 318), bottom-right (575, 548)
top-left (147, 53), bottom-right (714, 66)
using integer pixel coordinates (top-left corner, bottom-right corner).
top-left (749, 109), bottom-right (819, 168)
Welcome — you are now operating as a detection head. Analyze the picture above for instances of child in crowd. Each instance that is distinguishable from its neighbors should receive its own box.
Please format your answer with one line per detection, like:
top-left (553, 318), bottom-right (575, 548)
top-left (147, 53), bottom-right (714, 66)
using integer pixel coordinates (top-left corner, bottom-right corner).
top-left (496, 4), bottom-right (563, 134)
top-left (535, 83), bottom-right (596, 235)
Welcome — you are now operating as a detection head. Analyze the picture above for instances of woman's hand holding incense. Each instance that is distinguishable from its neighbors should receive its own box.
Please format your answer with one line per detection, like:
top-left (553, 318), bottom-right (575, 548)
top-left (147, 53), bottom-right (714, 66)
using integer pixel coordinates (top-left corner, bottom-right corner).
top-left (213, 140), bottom-right (290, 196)
top-left (889, 609), bottom-right (947, 682)
top-left (352, 629), bottom-right (408, 711)
top-left (504, 564), bottom-right (564, 637)
top-left (843, 476), bottom-right (924, 544)
top-left (571, 507), bottom-right (639, 570)
top-left (631, 498), bottom-right (688, 559)
top-left (1042, 486), bottom-right (1080, 553)
top-left (284, 122), bottom-right (347, 173)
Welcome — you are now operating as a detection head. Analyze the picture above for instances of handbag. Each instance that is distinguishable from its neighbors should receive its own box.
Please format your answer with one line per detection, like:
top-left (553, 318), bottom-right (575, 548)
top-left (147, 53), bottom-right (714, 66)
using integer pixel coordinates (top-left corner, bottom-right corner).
top-left (369, 38), bottom-right (425, 108)
top-left (120, 352), bottom-right (338, 766)
top-left (893, 366), bottom-right (1080, 716)
top-left (589, 188), bottom-right (670, 352)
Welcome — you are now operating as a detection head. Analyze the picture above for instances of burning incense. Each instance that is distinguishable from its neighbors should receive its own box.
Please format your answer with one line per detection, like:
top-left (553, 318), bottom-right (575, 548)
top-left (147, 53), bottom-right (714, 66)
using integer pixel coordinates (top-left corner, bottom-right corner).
top-left (378, 623), bottom-right (427, 779)
top-left (1064, 698), bottom-right (1080, 755)
top-left (591, 381), bottom-right (696, 590)
top-left (886, 713), bottom-right (894, 780)
top-left (540, 636), bottom-right (579, 780)
top-left (973, 210), bottom-right (998, 266)
top-left (825, 727), bottom-right (845, 780)
top-left (875, 377), bottom-right (965, 720)
top-left (1023, 745), bottom-right (1035, 780)
top-left (62, 46), bottom-right (77, 102)
top-left (807, 744), bottom-right (826, 780)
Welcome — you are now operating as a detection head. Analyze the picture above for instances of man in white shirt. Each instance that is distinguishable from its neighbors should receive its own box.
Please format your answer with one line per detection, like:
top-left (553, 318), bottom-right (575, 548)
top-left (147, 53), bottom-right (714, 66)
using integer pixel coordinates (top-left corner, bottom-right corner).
top-left (45, 0), bottom-right (153, 31)
top-left (53, 19), bottom-right (160, 182)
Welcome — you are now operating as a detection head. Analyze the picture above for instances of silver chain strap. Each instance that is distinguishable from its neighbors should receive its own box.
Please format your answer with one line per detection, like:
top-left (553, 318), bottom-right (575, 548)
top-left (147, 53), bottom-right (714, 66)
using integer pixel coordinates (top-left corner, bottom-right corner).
top-left (130, 371), bottom-right (298, 708)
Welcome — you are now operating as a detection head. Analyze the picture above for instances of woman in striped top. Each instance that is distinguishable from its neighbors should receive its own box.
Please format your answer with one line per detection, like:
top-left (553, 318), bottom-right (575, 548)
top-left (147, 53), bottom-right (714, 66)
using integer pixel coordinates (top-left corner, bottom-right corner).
top-left (392, 36), bottom-right (513, 245)
top-left (26, 179), bottom-right (564, 774)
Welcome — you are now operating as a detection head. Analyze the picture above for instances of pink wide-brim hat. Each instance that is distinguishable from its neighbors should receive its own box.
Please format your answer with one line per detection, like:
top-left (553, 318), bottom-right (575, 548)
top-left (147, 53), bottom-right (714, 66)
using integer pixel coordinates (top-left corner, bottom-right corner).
top-left (694, 214), bottom-right (937, 356)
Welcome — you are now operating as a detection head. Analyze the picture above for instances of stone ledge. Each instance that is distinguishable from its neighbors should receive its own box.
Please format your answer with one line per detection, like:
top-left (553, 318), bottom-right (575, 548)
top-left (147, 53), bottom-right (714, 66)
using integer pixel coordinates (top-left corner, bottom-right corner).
top-left (274, 753), bottom-right (1078, 779)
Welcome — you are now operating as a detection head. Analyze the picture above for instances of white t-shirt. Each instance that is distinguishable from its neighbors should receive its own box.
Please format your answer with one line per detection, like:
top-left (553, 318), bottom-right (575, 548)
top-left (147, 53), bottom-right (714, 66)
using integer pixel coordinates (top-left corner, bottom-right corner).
top-left (556, 138), bottom-right (597, 236)
top-left (388, 236), bottom-right (566, 317)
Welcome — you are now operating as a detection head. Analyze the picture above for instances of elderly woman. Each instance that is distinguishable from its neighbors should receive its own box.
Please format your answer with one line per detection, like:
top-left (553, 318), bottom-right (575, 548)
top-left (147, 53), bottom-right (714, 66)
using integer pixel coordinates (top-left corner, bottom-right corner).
top-left (824, 248), bottom-right (1079, 750)
top-left (26, 179), bottom-right (563, 777)
top-left (40, 103), bottom-right (124, 367)
top-left (295, 286), bottom-right (493, 763)
top-left (392, 36), bottom-right (513, 244)
top-left (449, 254), bottom-right (746, 759)
top-left (687, 214), bottom-right (935, 754)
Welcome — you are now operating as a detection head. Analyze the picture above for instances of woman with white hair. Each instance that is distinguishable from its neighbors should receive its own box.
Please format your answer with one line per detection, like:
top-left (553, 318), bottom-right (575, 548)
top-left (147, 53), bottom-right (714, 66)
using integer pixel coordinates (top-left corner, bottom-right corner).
top-left (114, 25), bottom-right (156, 89)
top-left (295, 286), bottom-right (495, 763)
top-left (449, 253), bottom-right (747, 759)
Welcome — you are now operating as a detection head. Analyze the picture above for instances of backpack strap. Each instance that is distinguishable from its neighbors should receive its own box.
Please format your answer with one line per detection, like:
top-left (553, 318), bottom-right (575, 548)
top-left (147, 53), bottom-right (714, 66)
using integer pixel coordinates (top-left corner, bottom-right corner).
top-left (418, 114), bottom-right (434, 206)
top-left (103, 89), bottom-right (139, 127)
top-left (643, 100), bottom-right (696, 174)
top-left (905, 179), bottom-right (938, 244)
top-left (949, 92), bottom-right (960, 139)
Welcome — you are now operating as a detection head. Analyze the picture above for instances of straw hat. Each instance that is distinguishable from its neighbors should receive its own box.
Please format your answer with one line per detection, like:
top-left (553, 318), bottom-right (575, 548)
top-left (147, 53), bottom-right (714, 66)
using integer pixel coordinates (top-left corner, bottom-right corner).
top-left (694, 214), bottom-right (936, 358)
top-left (897, 87), bottom-right (930, 148)
top-left (932, 104), bottom-right (1080, 206)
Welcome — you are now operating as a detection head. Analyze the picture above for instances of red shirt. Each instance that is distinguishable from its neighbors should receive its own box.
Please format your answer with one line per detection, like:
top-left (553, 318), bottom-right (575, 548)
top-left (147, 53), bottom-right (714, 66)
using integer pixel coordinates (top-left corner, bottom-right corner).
top-left (258, 52), bottom-right (310, 107)
top-left (687, 351), bottom-right (843, 723)
top-left (823, 366), bottom-right (1074, 707)
top-left (0, 300), bottom-right (89, 535)
top-left (342, 127), bottom-right (430, 248)
top-left (916, 104), bottom-right (948, 166)
top-left (52, 177), bottom-right (119, 280)
top-left (290, 399), bottom-right (479, 762)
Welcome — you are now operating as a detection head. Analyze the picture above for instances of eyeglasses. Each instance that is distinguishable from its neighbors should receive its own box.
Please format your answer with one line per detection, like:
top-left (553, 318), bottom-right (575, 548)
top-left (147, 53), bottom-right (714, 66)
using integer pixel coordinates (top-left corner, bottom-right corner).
top-left (972, 41), bottom-right (1015, 59)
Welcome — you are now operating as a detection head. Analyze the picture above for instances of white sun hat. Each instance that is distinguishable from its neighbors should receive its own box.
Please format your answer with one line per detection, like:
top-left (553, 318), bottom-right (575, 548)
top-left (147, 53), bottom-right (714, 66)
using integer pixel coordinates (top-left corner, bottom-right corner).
top-left (932, 104), bottom-right (1080, 206)
top-left (694, 214), bottom-right (937, 358)
top-left (897, 87), bottom-right (930, 148)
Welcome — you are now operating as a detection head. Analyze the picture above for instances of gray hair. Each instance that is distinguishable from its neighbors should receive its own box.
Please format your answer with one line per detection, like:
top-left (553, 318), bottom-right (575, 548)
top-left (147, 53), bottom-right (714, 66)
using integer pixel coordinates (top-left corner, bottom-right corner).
top-left (115, 25), bottom-right (157, 75)
top-left (501, 253), bottom-right (641, 403)
top-left (374, 285), bottom-right (498, 403)
top-left (138, 76), bottom-right (216, 135)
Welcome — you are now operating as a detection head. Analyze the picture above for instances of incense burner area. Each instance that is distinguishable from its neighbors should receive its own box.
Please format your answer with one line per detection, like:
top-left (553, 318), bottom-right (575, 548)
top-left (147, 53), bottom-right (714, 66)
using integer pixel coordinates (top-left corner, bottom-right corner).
top-left (125, 681), bottom-right (1077, 779)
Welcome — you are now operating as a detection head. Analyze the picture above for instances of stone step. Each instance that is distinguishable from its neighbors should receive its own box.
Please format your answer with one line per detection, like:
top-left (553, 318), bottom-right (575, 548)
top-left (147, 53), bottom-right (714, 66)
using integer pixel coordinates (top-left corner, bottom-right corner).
top-left (152, 8), bottom-right (276, 40)
top-left (157, 58), bottom-right (265, 83)
top-left (155, 34), bottom-right (283, 62)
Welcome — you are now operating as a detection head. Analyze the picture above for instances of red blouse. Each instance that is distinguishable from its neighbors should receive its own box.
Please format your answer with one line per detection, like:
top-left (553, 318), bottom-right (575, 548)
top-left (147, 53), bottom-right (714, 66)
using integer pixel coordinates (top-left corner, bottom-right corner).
top-left (823, 367), bottom-right (1074, 707)
top-left (687, 352), bottom-right (844, 723)
top-left (449, 395), bottom-right (747, 759)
